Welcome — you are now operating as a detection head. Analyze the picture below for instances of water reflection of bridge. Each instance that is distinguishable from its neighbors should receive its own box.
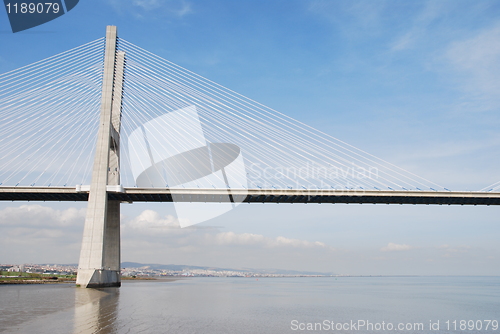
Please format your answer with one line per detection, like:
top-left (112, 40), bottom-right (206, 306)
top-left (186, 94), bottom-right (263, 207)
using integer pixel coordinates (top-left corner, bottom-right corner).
top-left (74, 288), bottom-right (119, 333)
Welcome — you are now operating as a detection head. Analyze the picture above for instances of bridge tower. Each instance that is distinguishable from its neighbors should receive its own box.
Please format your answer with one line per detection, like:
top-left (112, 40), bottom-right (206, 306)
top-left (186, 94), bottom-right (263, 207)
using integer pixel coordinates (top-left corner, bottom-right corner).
top-left (76, 26), bottom-right (125, 288)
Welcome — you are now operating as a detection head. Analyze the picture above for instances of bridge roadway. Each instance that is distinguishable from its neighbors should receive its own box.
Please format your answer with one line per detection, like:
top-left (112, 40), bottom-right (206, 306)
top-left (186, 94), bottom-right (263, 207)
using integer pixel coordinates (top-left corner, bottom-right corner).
top-left (1, 186), bottom-right (500, 205)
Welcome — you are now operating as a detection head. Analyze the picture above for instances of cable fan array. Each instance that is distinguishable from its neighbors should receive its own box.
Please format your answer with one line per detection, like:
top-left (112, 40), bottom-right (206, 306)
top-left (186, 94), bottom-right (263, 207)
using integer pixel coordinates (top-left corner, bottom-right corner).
top-left (0, 36), bottom-right (453, 191)
top-left (118, 39), bottom-right (445, 191)
top-left (0, 38), bottom-right (103, 187)
top-left (480, 182), bottom-right (500, 192)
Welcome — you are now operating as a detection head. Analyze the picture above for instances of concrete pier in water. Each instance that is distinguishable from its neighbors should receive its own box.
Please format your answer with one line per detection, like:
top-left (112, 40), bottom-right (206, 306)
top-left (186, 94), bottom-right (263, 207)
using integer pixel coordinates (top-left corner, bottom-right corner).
top-left (76, 26), bottom-right (125, 288)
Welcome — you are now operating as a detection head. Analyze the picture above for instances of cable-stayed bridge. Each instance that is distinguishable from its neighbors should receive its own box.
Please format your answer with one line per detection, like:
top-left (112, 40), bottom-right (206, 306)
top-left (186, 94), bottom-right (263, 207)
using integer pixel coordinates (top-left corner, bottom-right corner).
top-left (1, 26), bottom-right (499, 287)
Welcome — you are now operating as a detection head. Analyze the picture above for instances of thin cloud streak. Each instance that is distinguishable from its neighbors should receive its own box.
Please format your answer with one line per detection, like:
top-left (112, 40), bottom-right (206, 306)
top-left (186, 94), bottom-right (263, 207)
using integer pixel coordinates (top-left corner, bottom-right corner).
top-left (380, 242), bottom-right (412, 252)
top-left (107, 0), bottom-right (192, 19)
top-left (443, 24), bottom-right (500, 111)
top-left (123, 210), bottom-right (334, 250)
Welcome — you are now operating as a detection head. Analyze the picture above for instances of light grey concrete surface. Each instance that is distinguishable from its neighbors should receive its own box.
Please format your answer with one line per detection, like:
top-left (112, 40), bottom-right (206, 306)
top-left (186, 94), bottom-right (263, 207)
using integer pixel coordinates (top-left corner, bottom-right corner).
top-left (2, 186), bottom-right (500, 203)
top-left (76, 26), bottom-right (123, 288)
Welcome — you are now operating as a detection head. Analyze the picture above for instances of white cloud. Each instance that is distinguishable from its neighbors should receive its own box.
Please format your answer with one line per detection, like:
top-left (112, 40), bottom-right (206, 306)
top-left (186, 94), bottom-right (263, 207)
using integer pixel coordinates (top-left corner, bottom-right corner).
top-left (438, 244), bottom-right (471, 256)
top-left (0, 205), bottom-right (86, 263)
top-left (133, 0), bottom-right (163, 10)
top-left (391, 31), bottom-right (416, 52)
top-left (207, 231), bottom-right (331, 249)
top-left (107, 0), bottom-right (192, 18)
top-left (0, 205), bottom-right (85, 228)
top-left (390, 1), bottom-right (446, 52)
top-left (443, 24), bottom-right (500, 110)
top-left (308, 0), bottom-right (386, 37)
top-left (446, 25), bottom-right (500, 72)
top-left (127, 209), bottom-right (180, 229)
top-left (122, 210), bottom-right (333, 250)
top-left (119, 210), bottom-right (338, 272)
top-left (380, 242), bottom-right (412, 252)
top-left (123, 210), bottom-right (333, 251)
top-left (210, 231), bottom-right (265, 246)
top-left (0, 205), bottom-right (496, 274)
top-left (396, 136), bottom-right (500, 161)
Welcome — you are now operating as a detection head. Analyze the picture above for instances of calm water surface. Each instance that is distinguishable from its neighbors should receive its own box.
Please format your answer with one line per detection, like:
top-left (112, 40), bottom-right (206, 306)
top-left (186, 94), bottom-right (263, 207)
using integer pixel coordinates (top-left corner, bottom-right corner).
top-left (1, 276), bottom-right (499, 333)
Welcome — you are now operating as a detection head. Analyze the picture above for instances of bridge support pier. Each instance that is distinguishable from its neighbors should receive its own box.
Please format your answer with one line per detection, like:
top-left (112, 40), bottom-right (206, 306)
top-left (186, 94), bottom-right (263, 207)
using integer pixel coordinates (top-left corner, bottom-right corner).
top-left (76, 26), bottom-right (125, 288)
top-left (77, 200), bottom-right (121, 288)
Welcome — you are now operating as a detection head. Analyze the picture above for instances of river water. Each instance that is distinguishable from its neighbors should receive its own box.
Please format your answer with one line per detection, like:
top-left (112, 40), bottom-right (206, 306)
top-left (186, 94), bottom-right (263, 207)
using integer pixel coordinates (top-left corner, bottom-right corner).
top-left (1, 276), bottom-right (499, 333)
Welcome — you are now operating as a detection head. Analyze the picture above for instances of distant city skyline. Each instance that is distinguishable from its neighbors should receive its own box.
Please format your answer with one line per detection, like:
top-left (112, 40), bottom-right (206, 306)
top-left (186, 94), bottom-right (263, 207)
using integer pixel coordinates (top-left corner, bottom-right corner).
top-left (0, 0), bottom-right (499, 275)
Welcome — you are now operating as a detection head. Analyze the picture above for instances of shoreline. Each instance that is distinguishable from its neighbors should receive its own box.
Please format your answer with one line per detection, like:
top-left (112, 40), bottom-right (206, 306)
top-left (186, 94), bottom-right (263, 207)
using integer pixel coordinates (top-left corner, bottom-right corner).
top-left (0, 279), bottom-right (76, 285)
top-left (0, 277), bottom-right (185, 285)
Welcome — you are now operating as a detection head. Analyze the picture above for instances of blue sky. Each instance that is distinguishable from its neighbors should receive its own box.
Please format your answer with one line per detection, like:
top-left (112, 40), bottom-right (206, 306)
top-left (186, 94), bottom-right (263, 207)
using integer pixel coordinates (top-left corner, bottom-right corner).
top-left (1, 0), bottom-right (500, 275)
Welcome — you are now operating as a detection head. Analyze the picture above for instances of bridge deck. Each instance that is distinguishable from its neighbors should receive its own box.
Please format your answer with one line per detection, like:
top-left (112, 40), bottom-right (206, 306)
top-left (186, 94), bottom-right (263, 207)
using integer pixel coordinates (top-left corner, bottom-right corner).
top-left (1, 186), bottom-right (500, 205)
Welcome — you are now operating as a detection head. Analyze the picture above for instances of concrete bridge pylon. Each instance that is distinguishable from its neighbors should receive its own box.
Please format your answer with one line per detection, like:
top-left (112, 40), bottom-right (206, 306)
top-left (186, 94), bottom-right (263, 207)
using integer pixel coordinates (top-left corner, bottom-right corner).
top-left (76, 26), bottom-right (125, 288)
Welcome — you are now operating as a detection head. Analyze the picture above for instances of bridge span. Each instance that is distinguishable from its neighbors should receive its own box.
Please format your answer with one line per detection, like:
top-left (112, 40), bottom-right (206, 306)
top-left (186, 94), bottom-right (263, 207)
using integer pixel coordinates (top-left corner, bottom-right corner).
top-left (1, 186), bottom-right (500, 206)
